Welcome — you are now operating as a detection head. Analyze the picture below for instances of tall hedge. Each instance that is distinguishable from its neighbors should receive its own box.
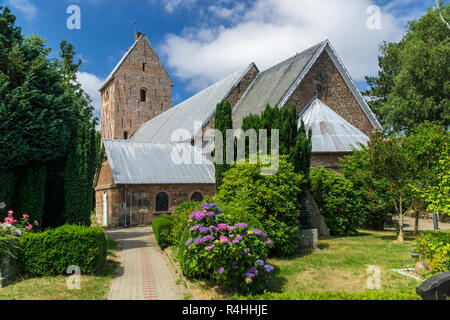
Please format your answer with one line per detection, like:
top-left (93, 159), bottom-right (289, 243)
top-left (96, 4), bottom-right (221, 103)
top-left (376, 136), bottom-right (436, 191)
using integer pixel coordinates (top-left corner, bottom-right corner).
top-left (18, 225), bottom-right (107, 275)
top-left (214, 101), bottom-right (233, 190)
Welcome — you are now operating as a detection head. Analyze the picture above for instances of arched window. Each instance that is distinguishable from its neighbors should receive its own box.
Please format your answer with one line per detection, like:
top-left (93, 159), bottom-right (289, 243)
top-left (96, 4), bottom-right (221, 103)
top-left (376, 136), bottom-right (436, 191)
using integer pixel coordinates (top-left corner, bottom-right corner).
top-left (155, 192), bottom-right (169, 212)
top-left (191, 192), bottom-right (203, 202)
top-left (140, 88), bottom-right (147, 102)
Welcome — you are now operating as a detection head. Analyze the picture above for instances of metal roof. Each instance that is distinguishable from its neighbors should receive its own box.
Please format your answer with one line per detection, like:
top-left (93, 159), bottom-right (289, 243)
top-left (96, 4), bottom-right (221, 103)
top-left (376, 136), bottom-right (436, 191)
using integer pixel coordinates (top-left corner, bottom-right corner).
top-left (299, 99), bottom-right (370, 153)
top-left (103, 140), bottom-right (215, 184)
top-left (232, 41), bottom-right (326, 129)
top-left (131, 63), bottom-right (255, 144)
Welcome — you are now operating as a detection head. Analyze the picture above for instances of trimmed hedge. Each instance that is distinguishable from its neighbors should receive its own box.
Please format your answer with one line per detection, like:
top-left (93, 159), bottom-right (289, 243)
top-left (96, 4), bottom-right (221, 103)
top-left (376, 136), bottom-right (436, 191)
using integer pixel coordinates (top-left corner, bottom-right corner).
top-left (232, 289), bottom-right (421, 300)
top-left (18, 225), bottom-right (107, 275)
top-left (152, 216), bottom-right (174, 249)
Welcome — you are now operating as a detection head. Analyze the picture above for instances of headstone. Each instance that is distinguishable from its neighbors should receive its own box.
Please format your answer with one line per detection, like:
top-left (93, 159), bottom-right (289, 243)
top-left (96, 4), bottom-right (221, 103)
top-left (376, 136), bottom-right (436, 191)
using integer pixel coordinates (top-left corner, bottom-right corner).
top-left (300, 190), bottom-right (330, 237)
top-left (299, 229), bottom-right (319, 252)
top-left (416, 272), bottom-right (450, 300)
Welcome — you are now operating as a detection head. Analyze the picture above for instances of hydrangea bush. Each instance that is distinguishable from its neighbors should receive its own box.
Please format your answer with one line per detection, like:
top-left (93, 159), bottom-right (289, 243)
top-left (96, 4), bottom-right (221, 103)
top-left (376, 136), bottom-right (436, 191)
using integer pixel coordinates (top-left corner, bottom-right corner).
top-left (179, 203), bottom-right (274, 293)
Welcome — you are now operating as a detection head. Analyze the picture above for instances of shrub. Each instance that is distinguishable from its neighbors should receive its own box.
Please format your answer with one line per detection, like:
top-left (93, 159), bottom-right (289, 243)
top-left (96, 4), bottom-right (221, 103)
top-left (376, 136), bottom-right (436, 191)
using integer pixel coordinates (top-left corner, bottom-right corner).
top-left (170, 201), bottom-right (202, 245)
top-left (310, 167), bottom-right (362, 236)
top-left (179, 203), bottom-right (274, 294)
top-left (152, 216), bottom-right (174, 249)
top-left (216, 156), bottom-right (304, 256)
top-left (415, 230), bottom-right (450, 276)
top-left (231, 289), bottom-right (421, 300)
top-left (18, 225), bottom-right (107, 275)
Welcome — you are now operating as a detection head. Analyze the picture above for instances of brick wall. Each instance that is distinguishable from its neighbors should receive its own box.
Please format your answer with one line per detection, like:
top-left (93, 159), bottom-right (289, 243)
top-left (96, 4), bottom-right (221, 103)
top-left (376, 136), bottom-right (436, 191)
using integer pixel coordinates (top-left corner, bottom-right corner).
top-left (226, 64), bottom-right (259, 107)
top-left (310, 153), bottom-right (351, 168)
top-left (101, 35), bottom-right (173, 140)
top-left (96, 183), bottom-right (215, 227)
top-left (285, 50), bottom-right (374, 137)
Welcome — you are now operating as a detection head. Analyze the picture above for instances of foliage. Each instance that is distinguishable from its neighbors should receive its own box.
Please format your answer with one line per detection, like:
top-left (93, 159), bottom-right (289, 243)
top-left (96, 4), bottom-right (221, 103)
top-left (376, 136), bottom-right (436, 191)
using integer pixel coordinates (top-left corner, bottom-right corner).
top-left (0, 8), bottom-right (99, 227)
top-left (0, 210), bottom-right (37, 231)
top-left (363, 3), bottom-right (450, 132)
top-left (309, 167), bottom-right (362, 236)
top-left (415, 230), bottom-right (450, 276)
top-left (231, 289), bottom-right (421, 300)
top-left (152, 216), bottom-right (174, 249)
top-left (18, 225), bottom-right (107, 275)
top-left (169, 201), bottom-right (202, 246)
top-left (241, 104), bottom-right (312, 180)
top-left (214, 101), bottom-right (233, 190)
top-left (216, 156), bottom-right (304, 256)
top-left (178, 203), bottom-right (273, 294)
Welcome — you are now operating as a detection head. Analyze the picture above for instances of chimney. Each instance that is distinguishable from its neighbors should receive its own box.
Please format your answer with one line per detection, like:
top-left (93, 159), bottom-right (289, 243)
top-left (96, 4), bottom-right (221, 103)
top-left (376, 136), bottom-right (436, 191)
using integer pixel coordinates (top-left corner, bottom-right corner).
top-left (135, 32), bottom-right (143, 41)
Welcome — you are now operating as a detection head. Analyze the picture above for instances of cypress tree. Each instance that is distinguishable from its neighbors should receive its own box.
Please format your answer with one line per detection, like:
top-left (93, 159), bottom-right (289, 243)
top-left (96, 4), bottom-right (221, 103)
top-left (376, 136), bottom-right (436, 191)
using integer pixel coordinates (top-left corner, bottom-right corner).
top-left (214, 101), bottom-right (233, 190)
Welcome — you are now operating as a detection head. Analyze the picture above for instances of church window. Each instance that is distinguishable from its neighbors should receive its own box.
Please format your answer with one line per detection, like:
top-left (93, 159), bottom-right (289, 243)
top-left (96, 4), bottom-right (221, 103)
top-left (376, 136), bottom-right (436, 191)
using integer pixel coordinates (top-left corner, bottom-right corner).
top-left (140, 88), bottom-right (147, 102)
top-left (123, 131), bottom-right (128, 140)
top-left (143, 63), bottom-right (146, 72)
top-left (191, 192), bottom-right (203, 202)
top-left (156, 192), bottom-right (169, 212)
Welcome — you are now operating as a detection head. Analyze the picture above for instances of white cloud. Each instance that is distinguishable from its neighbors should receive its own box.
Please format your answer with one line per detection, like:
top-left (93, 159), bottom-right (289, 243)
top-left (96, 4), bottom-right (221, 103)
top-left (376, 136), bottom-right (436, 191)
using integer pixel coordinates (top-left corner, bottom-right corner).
top-left (160, 0), bottom-right (198, 13)
top-left (76, 71), bottom-right (104, 118)
top-left (159, 0), bottom-right (412, 92)
top-left (5, 0), bottom-right (37, 21)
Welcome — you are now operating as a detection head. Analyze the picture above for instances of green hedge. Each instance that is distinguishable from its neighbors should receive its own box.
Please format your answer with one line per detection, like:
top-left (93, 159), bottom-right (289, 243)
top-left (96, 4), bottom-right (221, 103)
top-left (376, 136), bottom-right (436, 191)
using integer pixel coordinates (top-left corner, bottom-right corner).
top-left (415, 230), bottom-right (450, 276)
top-left (152, 216), bottom-right (174, 249)
top-left (232, 289), bottom-right (421, 300)
top-left (18, 225), bottom-right (107, 276)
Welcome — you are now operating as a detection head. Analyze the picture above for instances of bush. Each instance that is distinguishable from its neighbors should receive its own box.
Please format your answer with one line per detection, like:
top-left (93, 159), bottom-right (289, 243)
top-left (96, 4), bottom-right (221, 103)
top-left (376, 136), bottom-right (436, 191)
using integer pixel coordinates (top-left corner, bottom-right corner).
top-left (216, 156), bottom-right (304, 256)
top-left (170, 201), bottom-right (202, 245)
top-left (310, 167), bottom-right (362, 236)
top-left (232, 289), bottom-right (421, 300)
top-left (415, 230), bottom-right (450, 276)
top-left (18, 225), bottom-right (107, 275)
top-left (179, 203), bottom-right (274, 294)
top-left (152, 216), bottom-right (174, 249)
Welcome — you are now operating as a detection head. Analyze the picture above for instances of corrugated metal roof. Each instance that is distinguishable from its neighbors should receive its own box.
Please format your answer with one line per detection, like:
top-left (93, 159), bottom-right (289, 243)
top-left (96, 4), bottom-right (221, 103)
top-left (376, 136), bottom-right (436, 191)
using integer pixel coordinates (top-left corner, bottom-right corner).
top-left (103, 140), bottom-right (215, 184)
top-left (300, 99), bottom-right (369, 153)
top-left (131, 64), bottom-right (255, 144)
top-left (232, 41), bottom-right (326, 129)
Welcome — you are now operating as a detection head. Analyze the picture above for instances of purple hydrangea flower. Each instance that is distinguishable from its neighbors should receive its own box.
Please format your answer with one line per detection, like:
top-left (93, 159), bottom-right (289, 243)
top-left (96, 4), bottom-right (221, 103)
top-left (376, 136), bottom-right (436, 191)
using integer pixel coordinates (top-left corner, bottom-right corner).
top-left (242, 248), bottom-right (250, 255)
top-left (186, 239), bottom-right (193, 247)
top-left (190, 224), bottom-right (201, 232)
top-left (204, 235), bottom-right (215, 242)
top-left (265, 240), bottom-right (273, 245)
top-left (252, 229), bottom-right (266, 237)
top-left (232, 235), bottom-right (243, 245)
top-left (205, 244), bottom-right (215, 251)
top-left (234, 223), bottom-right (248, 228)
top-left (264, 265), bottom-right (274, 273)
top-left (206, 211), bottom-right (215, 217)
top-left (256, 259), bottom-right (264, 267)
top-left (219, 235), bottom-right (229, 244)
top-left (199, 227), bottom-right (209, 234)
top-left (245, 267), bottom-right (258, 278)
top-left (218, 267), bottom-right (225, 275)
top-left (209, 226), bottom-right (218, 233)
top-left (201, 203), bottom-right (211, 211)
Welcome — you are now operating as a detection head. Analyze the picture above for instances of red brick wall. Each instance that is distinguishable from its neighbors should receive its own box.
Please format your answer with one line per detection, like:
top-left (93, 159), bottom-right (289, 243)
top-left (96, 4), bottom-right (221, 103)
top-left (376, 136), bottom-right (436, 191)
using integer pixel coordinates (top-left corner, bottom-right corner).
top-left (310, 153), bottom-right (351, 168)
top-left (285, 50), bottom-right (374, 137)
top-left (95, 183), bottom-right (215, 227)
top-left (101, 35), bottom-right (173, 140)
top-left (226, 64), bottom-right (259, 107)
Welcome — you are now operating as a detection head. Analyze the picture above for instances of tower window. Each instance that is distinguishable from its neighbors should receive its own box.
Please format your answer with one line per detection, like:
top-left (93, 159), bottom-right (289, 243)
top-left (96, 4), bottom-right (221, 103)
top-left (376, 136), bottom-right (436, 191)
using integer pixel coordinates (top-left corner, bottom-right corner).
top-left (143, 63), bottom-right (145, 72)
top-left (123, 131), bottom-right (128, 140)
top-left (140, 88), bottom-right (147, 102)
top-left (156, 192), bottom-right (169, 212)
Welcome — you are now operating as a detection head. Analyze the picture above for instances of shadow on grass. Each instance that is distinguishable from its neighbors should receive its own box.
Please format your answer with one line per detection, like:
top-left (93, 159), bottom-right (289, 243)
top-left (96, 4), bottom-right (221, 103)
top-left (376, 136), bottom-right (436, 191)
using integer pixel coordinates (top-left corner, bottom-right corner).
top-left (265, 265), bottom-right (288, 293)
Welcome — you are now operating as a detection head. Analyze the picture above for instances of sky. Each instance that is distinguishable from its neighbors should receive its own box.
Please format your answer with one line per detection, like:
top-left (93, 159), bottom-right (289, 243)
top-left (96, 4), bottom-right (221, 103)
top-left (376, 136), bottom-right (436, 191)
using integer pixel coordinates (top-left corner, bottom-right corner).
top-left (1, 0), bottom-right (436, 121)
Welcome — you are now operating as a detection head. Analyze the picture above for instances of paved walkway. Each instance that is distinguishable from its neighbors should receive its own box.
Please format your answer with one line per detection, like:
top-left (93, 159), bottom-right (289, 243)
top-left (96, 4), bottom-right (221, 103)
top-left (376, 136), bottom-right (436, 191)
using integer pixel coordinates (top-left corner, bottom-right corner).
top-left (106, 227), bottom-right (184, 300)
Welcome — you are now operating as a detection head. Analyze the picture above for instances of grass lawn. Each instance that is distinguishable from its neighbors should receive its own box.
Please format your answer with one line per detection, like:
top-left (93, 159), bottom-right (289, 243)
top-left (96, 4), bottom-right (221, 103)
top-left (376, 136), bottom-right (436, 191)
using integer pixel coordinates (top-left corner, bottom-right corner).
top-left (266, 230), bottom-right (420, 294)
top-left (175, 230), bottom-right (421, 299)
top-left (0, 238), bottom-right (119, 300)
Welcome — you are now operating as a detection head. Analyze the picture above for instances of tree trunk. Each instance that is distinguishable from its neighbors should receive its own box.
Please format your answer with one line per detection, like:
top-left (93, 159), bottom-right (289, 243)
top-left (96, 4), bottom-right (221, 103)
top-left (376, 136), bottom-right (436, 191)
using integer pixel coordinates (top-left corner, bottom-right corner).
top-left (414, 210), bottom-right (419, 237)
top-left (397, 196), bottom-right (404, 242)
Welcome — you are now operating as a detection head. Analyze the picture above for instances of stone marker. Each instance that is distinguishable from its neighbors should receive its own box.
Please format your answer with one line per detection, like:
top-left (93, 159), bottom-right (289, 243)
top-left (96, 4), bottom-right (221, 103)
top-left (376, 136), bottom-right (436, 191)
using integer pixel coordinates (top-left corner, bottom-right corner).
top-left (416, 272), bottom-right (450, 300)
top-left (299, 229), bottom-right (319, 252)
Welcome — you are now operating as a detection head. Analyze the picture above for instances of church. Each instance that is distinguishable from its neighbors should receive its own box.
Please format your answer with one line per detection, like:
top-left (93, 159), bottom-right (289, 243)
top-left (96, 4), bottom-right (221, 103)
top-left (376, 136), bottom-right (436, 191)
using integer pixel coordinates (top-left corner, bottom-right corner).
top-left (94, 33), bottom-right (381, 227)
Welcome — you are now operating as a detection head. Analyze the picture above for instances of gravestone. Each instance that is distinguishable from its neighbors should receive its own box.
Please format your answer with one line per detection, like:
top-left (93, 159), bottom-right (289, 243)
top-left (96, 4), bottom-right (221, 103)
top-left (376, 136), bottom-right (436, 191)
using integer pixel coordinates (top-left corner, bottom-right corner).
top-left (300, 189), bottom-right (330, 237)
top-left (416, 272), bottom-right (450, 300)
top-left (299, 229), bottom-right (319, 253)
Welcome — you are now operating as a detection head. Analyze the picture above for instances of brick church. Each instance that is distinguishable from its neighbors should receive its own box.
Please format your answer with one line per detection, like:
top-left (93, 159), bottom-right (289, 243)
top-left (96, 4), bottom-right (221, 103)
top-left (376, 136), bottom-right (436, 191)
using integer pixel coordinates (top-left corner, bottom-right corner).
top-left (94, 33), bottom-right (381, 227)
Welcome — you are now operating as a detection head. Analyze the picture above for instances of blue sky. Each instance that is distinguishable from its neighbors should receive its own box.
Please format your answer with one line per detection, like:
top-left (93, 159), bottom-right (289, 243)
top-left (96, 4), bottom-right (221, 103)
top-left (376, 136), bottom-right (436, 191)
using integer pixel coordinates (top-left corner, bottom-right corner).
top-left (1, 0), bottom-right (435, 121)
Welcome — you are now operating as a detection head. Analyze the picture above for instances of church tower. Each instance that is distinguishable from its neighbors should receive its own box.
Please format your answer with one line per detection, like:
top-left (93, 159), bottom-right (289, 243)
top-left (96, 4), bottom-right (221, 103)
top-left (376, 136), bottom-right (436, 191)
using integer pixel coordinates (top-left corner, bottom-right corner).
top-left (99, 33), bottom-right (173, 140)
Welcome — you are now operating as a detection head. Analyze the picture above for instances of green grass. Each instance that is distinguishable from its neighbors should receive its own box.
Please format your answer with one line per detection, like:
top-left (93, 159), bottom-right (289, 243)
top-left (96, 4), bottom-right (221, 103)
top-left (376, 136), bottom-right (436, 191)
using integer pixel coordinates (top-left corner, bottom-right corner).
top-left (0, 238), bottom-right (119, 300)
top-left (266, 230), bottom-right (420, 294)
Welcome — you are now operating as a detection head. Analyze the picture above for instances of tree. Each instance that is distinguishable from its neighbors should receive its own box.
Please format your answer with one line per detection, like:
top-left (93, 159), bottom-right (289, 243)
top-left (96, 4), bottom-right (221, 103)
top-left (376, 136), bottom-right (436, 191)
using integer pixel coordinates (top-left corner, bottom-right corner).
top-left (214, 101), bottom-right (233, 190)
top-left (364, 2), bottom-right (450, 133)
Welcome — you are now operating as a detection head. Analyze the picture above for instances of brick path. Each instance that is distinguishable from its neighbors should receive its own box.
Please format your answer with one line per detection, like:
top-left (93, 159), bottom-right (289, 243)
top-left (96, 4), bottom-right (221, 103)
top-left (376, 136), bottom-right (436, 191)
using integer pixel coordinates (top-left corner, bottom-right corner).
top-left (106, 227), bottom-right (184, 300)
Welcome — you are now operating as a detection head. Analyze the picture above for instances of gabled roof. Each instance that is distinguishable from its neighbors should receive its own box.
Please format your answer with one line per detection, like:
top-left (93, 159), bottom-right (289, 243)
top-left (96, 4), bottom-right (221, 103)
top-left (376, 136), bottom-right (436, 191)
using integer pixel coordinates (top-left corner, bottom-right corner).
top-left (131, 63), bottom-right (257, 144)
top-left (99, 34), bottom-right (172, 91)
top-left (103, 140), bottom-right (215, 184)
top-left (232, 40), bottom-right (381, 130)
top-left (232, 41), bottom-right (326, 128)
top-left (299, 98), bottom-right (369, 153)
